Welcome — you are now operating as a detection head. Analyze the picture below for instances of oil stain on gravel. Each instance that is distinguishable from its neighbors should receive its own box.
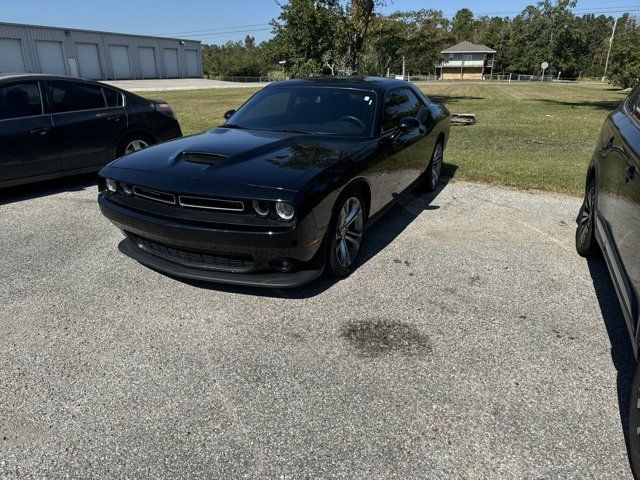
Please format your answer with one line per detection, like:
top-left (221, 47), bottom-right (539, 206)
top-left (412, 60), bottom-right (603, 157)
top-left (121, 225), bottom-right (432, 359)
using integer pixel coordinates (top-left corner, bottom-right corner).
top-left (341, 320), bottom-right (432, 357)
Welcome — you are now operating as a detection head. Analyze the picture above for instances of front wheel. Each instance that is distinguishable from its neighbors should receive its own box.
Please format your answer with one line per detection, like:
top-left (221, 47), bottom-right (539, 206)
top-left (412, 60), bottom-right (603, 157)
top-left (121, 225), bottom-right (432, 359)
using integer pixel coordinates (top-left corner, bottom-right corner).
top-left (424, 142), bottom-right (444, 192)
top-left (325, 191), bottom-right (366, 277)
top-left (576, 179), bottom-right (599, 257)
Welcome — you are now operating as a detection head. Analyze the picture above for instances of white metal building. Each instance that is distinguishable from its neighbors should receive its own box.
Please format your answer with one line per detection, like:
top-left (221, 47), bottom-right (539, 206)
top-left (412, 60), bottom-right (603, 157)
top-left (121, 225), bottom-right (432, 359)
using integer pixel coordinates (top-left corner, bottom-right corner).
top-left (0, 22), bottom-right (202, 80)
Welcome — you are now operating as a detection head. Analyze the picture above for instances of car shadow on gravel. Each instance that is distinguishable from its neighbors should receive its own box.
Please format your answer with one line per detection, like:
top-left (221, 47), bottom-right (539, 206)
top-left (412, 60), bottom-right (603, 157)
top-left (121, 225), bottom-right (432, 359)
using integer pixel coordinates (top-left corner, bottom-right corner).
top-left (0, 173), bottom-right (97, 206)
top-left (588, 257), bottom-right (636, 472)
top-left (179, 164), bottom-right (457, 299)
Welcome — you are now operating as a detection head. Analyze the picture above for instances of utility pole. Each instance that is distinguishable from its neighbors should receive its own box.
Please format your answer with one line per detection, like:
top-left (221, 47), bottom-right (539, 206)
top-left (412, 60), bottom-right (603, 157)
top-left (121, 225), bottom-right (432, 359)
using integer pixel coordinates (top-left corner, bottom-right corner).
top-left (602, 17), bottom-right (618, 83)
top-left (402, 56), bottom-right (406, 80)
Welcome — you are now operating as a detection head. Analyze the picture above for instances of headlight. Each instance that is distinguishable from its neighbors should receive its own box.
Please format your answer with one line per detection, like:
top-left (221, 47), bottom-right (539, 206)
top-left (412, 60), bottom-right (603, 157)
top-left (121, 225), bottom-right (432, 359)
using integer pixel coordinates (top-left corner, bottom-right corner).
top-left (105, 178), bottom-right (118, 193)
top-left (275, 201), bottom-right (295, 221)
top-left (252, 200), bottom-right (270, 217)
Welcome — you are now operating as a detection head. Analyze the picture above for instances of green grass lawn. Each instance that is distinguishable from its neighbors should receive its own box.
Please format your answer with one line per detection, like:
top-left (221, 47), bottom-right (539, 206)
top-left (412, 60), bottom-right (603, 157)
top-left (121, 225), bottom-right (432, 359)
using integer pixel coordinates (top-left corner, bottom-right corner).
top-left (148, 81), bottom-right (628, 196)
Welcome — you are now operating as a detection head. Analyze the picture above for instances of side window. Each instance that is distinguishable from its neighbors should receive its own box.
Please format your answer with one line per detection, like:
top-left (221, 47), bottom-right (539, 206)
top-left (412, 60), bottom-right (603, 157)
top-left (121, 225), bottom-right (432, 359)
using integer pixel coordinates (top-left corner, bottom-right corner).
top-left (382, 88), bottom-right (423, 132)
top-left (103, 88), bottom-right (124, 108)
top-left (48, 80), bottom-right (106, 113)
top-left (0, 82), bottom-right (43, 120)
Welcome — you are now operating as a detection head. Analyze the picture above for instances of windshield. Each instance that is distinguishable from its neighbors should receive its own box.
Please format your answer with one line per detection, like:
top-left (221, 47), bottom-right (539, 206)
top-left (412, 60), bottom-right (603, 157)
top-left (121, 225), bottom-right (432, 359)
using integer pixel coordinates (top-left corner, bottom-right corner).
top-left (225, 86), bottom-right (377, 137)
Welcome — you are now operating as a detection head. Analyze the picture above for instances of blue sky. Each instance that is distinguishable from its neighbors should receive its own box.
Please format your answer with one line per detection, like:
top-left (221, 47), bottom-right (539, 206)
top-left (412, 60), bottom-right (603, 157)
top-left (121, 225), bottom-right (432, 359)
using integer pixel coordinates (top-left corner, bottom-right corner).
top-left (2, 0), bottom-right (629, 45)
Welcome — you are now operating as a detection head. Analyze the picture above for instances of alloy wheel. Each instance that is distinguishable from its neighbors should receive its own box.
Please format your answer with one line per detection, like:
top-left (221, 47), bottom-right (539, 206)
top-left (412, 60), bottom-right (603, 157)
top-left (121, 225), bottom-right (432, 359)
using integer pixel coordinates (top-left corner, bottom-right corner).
top-left (431, 143), bottom-right (443, 184)
top-left (335, 197), bottom-right (364, 268)
top-left (578, 184), bottom-right (595, 245)
top-left (125, 139), bottom-right (150, 155)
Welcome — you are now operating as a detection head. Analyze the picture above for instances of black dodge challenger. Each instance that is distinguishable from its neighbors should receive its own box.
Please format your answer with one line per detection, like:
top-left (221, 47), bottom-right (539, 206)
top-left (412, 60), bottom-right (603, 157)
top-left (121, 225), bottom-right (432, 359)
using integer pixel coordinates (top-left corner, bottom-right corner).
top-left (98, 77), bottom-right (450, 287)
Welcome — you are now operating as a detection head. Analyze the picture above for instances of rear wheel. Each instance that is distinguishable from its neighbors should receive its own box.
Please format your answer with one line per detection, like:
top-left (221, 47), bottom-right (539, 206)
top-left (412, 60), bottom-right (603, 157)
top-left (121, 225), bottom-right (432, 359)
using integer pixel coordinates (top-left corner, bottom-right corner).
top-left (325, 190), bottom-right (366, 277)
top-left (576, 178), bottom-right (600, 257)
top-left (117, 133), bottom-right (154, 158)
top-left (424, 142), bottom-right (444, 192)
top-left (628, 363), bottom-right (640, 478)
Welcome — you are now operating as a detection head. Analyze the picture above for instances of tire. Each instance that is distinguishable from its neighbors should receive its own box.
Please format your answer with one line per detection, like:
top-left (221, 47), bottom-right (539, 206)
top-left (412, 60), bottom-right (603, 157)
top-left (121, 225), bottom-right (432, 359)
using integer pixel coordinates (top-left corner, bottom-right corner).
top-left (424, 141), bottom-right (444, 192)
top-left (576, 178), bottom-right (600, 257)
top-left (325, 189), bottom-right (367, 277)
top-left (629, 363), bottom-right (640, 478)
top-left (116, 132), bottom-right (155, 158)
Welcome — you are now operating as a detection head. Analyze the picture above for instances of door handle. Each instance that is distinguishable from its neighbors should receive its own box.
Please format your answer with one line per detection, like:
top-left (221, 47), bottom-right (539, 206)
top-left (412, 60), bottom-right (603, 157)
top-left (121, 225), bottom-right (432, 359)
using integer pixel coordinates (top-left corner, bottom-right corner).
top-left (29, 127), bottom-right (50, 136)
top-left (107, 115), bottom-right (122, 122)
top-left (603, 136), bottom-right (615, 150)
top-left (626, 163), bottom-right (636, 184)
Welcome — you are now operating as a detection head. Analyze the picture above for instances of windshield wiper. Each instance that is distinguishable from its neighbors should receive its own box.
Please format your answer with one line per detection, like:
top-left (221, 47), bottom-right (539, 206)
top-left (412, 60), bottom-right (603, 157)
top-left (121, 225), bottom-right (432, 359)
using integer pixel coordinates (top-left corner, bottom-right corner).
top-left (222, 123), bottom-right (247, 129)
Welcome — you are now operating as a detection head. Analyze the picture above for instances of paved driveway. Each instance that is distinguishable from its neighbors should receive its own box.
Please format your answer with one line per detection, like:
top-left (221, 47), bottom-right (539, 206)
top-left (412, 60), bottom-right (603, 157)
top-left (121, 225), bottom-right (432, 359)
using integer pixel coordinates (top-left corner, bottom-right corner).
top-left (0, 178), bottom-right (634, 478)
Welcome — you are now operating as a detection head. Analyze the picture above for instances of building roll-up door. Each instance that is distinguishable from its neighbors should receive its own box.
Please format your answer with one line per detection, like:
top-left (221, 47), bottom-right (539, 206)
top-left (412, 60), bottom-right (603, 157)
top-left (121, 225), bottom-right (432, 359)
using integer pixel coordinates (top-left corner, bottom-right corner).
top-left (139, 47), bottom-right (157, 78)
top-left (36, 41), bottom-right (66, 75)
top-left (76, 43), bottom-right (102, 79)
top-left (0, 39), bottom-right (26, 74)
top-left (109, 45), bottom-right (131, 79)
top-left (186, 50), bottom-right (199, 77)
top-left (163, 48), bottom-right (179, 78)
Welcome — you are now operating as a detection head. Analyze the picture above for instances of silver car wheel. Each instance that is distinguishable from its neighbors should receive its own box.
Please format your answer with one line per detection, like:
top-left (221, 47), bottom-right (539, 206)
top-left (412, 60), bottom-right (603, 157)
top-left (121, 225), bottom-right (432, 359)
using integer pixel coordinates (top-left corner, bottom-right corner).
top-left (125, 139), bottom-right (149, 155)
top-left (431, 143), bottom-right (443, 184)
top-left (335, 196), bottom-right (364, 268)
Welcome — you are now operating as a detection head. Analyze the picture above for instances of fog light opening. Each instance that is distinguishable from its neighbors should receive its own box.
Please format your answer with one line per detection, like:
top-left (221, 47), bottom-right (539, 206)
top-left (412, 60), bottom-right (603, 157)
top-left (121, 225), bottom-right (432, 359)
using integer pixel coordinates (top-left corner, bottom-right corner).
top-left (273, 258), bottom-right (294, 273)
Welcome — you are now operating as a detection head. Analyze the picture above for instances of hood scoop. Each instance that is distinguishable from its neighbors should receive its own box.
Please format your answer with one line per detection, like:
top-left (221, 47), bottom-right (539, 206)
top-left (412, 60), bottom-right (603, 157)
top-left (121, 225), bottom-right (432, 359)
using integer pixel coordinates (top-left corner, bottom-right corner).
top-left (181, 151), bottom-right (229, 165)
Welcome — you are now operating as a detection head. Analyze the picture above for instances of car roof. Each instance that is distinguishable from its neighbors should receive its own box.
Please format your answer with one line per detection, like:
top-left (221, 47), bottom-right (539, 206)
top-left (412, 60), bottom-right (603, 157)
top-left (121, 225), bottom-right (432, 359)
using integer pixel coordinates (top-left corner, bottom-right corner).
top-left (0, 73), bottom-right (81, 81)
top-left (267, 76), bottom-right (415, 94)
top-left (0, 73), bottom-right (131, 94)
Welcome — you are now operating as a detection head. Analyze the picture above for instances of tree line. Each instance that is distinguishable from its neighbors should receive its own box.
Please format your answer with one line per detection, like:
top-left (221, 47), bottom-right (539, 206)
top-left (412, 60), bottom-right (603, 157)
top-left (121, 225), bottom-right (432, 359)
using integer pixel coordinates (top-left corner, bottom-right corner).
top-left (201, 0), bottom-right (638, 88)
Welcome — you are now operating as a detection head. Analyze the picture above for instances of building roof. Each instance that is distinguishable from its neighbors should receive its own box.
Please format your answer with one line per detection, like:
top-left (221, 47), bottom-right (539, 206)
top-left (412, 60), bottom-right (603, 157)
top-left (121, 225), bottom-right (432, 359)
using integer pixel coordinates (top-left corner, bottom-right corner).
top-left (441, 41), bottom-right (496, 54)
top-left (0, 21), bottom-right (201, 44)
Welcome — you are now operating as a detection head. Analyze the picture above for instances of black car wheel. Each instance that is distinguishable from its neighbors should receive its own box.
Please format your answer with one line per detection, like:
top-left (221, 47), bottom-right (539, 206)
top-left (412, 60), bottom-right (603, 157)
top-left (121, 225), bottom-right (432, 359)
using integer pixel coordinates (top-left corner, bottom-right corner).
top-left (326, 190), bottom-right (366, 277)
top-left (117, 133), bottom-right (154, 158)
top-left (629, 364), bottom-right (640, 478)
top-left (424, 142), bottom-right (444, 192)
top-left (576, 178), bottom-right (600, 257)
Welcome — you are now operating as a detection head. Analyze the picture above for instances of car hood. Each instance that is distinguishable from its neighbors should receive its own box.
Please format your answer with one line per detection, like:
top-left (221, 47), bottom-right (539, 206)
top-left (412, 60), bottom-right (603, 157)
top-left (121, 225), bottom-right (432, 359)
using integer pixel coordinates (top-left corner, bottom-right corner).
top-left (106, 127), bottom-right (365, 192)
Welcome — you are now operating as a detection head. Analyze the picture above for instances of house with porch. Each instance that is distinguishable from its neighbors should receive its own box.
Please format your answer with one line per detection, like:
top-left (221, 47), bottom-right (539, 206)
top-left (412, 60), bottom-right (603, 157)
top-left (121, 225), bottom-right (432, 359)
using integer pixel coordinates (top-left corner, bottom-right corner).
top-left (437, 41), bottom-right (496, 80)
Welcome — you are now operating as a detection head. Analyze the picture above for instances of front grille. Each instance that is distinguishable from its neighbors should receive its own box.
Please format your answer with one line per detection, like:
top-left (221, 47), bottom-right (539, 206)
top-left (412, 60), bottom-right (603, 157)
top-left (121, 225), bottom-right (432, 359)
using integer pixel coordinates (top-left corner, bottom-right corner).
top-left (132, 186), bottom-right (176, 205)
top-left (129, 234), bottom-right (254, 272)
top-left (178, 195), bottom-right (245, 212)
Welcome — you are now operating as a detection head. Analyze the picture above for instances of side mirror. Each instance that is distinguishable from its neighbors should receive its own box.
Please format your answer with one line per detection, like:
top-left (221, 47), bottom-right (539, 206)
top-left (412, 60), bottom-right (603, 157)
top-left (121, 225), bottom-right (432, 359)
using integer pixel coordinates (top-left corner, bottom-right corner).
top-left (398, 117), bottom-right (421, 131)
top-left (391, 117), bottom-right (421, 141)
top-left (223, 109), bottom-right (236, 121)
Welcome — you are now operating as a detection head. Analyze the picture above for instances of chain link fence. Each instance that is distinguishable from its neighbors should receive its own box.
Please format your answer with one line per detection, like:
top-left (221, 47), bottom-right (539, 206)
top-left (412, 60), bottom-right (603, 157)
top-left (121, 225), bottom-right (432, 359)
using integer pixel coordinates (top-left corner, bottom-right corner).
top-left (206, 75), bottom-right (289, 83)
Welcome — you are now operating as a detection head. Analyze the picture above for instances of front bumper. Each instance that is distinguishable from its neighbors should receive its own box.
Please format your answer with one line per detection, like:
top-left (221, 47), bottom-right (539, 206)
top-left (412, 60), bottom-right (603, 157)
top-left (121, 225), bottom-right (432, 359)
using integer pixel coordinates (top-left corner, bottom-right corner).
top-left (119, 237), bottom-right (322, 287)
top-left (98, 195), bottom-right (326, 287)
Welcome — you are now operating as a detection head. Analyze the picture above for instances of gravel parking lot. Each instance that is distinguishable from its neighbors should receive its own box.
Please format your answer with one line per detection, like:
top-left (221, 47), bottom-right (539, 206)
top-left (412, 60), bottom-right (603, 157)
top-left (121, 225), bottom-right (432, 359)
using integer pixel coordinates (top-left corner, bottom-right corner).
top-left (0, 177), bottom-right (635, 478)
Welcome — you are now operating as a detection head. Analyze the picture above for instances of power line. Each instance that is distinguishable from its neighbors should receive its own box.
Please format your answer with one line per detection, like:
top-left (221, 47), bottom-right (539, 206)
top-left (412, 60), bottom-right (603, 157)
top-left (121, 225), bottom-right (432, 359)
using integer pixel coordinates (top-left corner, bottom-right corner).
top-left (184, 27), bottom-right (273, 40)
top-left (440, 5), bottom-right (640, 17)
top-left (444, 5), bottom-right (640, 18)
top-left (156, 23), bottom-right (270, 36)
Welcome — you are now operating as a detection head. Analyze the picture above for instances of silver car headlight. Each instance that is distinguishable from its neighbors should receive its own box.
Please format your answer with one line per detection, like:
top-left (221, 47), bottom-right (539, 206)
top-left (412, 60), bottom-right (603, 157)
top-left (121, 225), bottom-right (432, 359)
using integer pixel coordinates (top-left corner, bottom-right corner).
top-left (105, 178), bottom-right (118, 193)
top-left (275, 201), bottom-right (295, 221)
